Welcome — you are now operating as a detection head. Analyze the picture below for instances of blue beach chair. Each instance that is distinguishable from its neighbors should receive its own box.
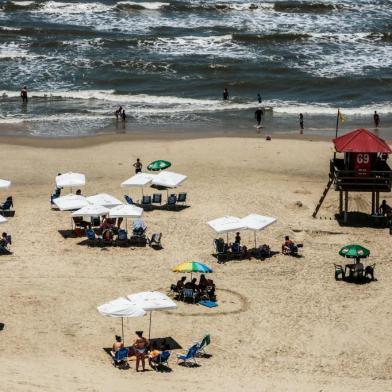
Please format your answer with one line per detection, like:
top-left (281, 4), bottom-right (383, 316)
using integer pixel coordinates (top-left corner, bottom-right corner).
top-left (177, 344), bottom-right (198, 366)
top-left (112, 348), bottom-right (129, 368)
top-left (124, 195), bottom-right (134, 205)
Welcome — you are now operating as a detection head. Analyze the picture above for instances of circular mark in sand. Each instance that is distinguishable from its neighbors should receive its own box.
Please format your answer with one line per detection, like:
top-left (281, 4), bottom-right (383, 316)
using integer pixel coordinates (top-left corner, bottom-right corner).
top-left (162, 288), bottom-right (249, 317)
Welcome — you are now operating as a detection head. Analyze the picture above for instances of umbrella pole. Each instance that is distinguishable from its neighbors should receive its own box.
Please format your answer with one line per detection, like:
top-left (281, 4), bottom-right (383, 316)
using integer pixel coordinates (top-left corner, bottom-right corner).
top-left (121, 317), bottom-right (124, 345)
top-left (254, 232), bottom-right (257, 249)
top-left (226, 232), bottom-right (228, 244)
top-left (148, 312), bottom-right (152, 340)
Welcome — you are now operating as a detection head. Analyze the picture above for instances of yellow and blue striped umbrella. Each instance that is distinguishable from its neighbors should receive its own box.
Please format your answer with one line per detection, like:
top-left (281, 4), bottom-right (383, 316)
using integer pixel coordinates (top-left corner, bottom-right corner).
top-left (173, 261), bottom-right (213, 274)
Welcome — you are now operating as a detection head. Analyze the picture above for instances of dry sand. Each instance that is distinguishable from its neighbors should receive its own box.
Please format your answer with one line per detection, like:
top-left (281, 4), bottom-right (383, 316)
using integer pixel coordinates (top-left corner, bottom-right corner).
top-left (0, 134), bottom-right (391, 391)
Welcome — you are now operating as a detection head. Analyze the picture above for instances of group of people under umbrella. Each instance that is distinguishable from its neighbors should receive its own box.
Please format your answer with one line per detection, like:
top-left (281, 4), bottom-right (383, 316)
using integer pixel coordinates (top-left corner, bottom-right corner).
top-left (335, 244), bottom-right (375, 283)
top-left (98, 260), bottom-right (215, 371)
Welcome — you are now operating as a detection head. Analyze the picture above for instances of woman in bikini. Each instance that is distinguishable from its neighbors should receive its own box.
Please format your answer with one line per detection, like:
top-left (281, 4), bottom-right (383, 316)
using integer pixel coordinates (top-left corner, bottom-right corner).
top-left (133, 331), bottom-right (149, 372)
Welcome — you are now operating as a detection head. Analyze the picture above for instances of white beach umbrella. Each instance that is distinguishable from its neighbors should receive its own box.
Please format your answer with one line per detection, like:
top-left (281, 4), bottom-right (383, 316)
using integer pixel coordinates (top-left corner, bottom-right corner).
top-left (152, 171), bottom-right (187, 189)
top-left (86, 193), bottom-right (122, 208)
top-left (127, 291), bottom-right (177, 339)
top-left (207, 215), bottom-right (247, 242)
top-left (0, 215), bottom-right (7, 224)
top-left (56, 172), bottom-right (86, 189)
top-left (121, 173), bottom-right (157, 196)
top-left (0, 179), bottom-right (11, 189)
top-left (53, 194), bottom-right (90, 211)
top-left (240, 214), bottom-right (277, 248)
top-left (109, 204), bottom-right (143, 218)
top-left (97, 297), bottom-right (146, 344)
top-left (121, 173), bottom-right (156, 188)
top-left (71, 205), bottom-right (109, 217)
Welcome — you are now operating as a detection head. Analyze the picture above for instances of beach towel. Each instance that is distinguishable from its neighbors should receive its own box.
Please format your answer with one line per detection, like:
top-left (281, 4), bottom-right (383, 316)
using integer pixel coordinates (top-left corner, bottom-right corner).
top-left (198, 300), bottom-right (218, 308)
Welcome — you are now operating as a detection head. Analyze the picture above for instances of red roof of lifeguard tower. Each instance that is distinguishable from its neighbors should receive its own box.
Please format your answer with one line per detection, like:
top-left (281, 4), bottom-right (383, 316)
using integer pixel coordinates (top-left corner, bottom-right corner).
top-left (333, 128), bottom-right (392, 153)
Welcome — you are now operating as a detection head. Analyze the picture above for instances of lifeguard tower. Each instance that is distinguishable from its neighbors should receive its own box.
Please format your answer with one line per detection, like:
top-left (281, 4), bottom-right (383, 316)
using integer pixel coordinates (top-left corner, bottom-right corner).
top-left (313, 129), bottom-right (392, 222)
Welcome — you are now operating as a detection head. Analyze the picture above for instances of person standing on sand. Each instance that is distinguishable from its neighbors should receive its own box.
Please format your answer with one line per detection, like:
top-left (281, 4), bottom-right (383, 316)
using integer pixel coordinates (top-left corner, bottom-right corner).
top-left (255, 107), bottom-right (263, 127)
top-left (133, 331), bottom-right (149, 372)
top-left (133, 158), bottom-right (142, 174)
top-left (20, 86), bottom-right (28, 103)
top-left (299, 113), bottom-right (304, 133)
top-left (374, 111), bottom-right (380, 128)
top-left (222, 87), bottom-right (229, 101)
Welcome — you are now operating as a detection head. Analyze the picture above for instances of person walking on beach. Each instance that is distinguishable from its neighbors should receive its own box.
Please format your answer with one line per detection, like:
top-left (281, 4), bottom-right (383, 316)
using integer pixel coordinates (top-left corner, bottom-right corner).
top-left (374, 111), bottom-right (380, 128)
top-left (255, 107), bottom-right (263, 128)
top-left (115, 106), bottom-right (122, 120)
top-left (20, 86), bottom-right (28, 103)
top-left (299, 113), bottom-right (304, 133)
top-left (133, 158), bottom-right (142, 174)
top-left (222, 87), bottom-right (229, 101)
top-left (257, 93), bottom-right (262, 103)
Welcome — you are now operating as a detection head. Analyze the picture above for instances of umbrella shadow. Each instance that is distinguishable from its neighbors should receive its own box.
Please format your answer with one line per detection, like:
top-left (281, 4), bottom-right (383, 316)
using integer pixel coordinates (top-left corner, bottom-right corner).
top-left (0, 248), bottom-right (12, 256)
top-left (58, 229), bottom-right (77, 239)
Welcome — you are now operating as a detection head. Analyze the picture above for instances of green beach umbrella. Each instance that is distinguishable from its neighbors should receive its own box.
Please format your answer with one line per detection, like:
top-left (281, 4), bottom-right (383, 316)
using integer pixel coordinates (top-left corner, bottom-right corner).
top-left (339, 244), bottom-right (370, 259)
top-left (147, 160), bottom-right (171, 171)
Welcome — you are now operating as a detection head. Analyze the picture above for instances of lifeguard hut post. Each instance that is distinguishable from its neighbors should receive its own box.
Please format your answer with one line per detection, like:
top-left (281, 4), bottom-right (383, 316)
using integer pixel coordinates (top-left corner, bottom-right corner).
top-left (313, 129), bottom-right (392, 222)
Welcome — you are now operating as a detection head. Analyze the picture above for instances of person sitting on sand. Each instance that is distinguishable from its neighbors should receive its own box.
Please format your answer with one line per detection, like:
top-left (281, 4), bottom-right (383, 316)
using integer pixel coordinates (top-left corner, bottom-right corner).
top-left (184, 278), bottom-right (198, 291)
top-left (176, 276), bottom-right (186, 291)
top-left (112, 335), bottom-right (124, 354)
top-left (198, 274), bottom-right (208, 292)
top-left (282, 235), bottom-right (294, 254)
top-left (379, 200), bottom-right (392, 217)
top-left (133, 331), bottom-right (149, 372)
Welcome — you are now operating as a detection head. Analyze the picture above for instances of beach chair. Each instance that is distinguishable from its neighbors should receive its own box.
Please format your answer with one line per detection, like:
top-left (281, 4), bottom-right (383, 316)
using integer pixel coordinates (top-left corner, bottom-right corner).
top-left (182, 288), bottom-right (197, 304)
top-left (112, 348), bottom-right (129, 368)
top-left (124, 195), bottom-right (134, 205)
top-left (149, 233), bottom-right (162, 249)
top-left (150, 351), bottom-right (171, 370)
top-left (0, 196), bottom-right (14, 216)
top-left (177, 192), bottom-right (187, 205)
top-left (116, 229), bottom-right (128, 247)
top-left (90, 216), bottom-right (101, 228)
top-left (177, 344), bottom-right (198, 366)
top-left (152, 194), bottom-right (162, 205)
top-left (364, 263), bottom-right (376, 281)
top-left (166, 195), bottom-right (177, 210)
top-left (196, 334), bottom-right (211, 356)
top-left (214, 239), bottom-right (228, 263)
top-left (86, 228), bottom-right (100, 246)
top-left (50, 189), bottom-right (61, 205)
top-left (141, 195), bottom-right (152, 209)
top-left (334, 264), bottom-right (345, 280)
top-left (0, 234), bottom-right (11, 254)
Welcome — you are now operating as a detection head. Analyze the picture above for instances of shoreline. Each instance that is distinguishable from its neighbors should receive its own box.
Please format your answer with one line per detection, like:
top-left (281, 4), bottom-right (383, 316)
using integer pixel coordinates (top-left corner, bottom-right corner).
top-left (0, 129), bottom-right (336, 149)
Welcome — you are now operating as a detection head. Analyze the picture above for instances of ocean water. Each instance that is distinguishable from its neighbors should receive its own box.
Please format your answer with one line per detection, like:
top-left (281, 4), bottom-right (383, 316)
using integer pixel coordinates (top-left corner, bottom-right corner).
top-left (0, 0), bottom-right (391, 137)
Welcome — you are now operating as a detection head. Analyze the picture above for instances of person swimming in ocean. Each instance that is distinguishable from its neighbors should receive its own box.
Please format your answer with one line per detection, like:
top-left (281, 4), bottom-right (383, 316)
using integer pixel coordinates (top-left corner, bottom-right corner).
top-left (20, 86), bottom-right (28, 103)
top-left (115, 106), bottom-right (123, 120)
top-left (222, 87), bottom-right (229, 101)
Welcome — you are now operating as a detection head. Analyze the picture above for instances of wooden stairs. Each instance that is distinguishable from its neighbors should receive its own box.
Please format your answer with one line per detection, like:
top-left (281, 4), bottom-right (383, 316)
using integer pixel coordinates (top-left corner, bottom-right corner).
top-left (312, 178), bottom-right (333, 218)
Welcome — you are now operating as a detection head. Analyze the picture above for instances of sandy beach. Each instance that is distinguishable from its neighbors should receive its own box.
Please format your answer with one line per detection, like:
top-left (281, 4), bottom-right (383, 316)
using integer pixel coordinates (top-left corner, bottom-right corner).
top-left (0, 134), bottom-right (391, 392)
